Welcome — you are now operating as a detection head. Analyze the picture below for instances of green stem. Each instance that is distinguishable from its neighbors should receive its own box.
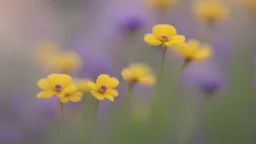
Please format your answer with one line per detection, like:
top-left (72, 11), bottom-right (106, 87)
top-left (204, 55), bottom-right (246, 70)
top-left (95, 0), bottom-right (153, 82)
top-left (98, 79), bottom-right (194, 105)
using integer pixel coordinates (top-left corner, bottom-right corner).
top-left (122, 82), bottom-right (134, 113)
top-left (175, 60), bottom-right (190, 144)
top-left (60, 101), bottom-right (64, 122)
top-left (152, 45), bottom-right (167, 101)
top-left (88, 100), bottom-right (99, 143)
top-left (59, 101), bottom-right (67, 144)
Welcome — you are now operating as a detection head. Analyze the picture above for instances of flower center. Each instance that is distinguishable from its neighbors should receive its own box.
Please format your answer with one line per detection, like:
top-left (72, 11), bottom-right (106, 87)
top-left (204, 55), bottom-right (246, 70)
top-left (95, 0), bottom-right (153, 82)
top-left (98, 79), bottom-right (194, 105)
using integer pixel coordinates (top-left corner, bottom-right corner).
top-left (161, 35), bottom-right (169, 42)
top-left (99, 85), bottom-right (107, 94)
top-left (55, 84), bottom-right (62, 91)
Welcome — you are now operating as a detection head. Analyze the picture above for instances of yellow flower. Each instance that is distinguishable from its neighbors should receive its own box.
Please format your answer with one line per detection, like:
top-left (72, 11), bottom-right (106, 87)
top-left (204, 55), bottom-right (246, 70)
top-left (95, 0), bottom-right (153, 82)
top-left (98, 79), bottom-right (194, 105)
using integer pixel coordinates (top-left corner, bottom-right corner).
top-left (147, 0), bottom-right (178, 10)
top-left (50, 51), bottom-right (81, 73)
top-left (121, 63), bottom-right (155, 85)
top-left (175, 39), bottom-right (211, 60)
top-left (87, 74), bottom-right (119, 102)
top-left (193, 0), bottom-right (229, 23)
top-left (76, 79), bottom-right (92, 94)
top-left (37, 73), bottom-right (77, 99)
top-left (144, 24), bottom-right (185, 47)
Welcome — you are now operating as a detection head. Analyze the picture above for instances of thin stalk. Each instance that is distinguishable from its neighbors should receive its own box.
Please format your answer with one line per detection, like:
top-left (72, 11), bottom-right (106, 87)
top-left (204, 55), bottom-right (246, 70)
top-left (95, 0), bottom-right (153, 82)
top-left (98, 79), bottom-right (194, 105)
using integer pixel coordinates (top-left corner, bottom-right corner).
top-left (60, 101), bottom-right (64, 122)
top-left (152, 45), bottom-right (167, 101)
top-left (121, 82), bottom-right (135, 114)
top-left (59, 101), bottom-right (67, 144)
top-left (87, 100), bottom-right (99, 143)
top-left (175, 60), bottom-right (190, 144)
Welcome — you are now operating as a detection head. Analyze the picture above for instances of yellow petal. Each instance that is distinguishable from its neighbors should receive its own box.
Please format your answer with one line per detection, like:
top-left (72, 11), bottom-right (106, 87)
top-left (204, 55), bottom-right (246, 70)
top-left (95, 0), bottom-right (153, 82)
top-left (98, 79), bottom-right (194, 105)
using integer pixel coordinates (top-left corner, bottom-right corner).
top-left (37, 79), bottom-right (49, 90)
top-left (36, 91), bottom-right (56, 98)
top-left (187, 39), bottom-right (200, 52)
top-left (46, 73), bottom-right (60, 88)
top-left (153, 24), bottom-right (177, 39)
top-left (121, 68), bottom-right (132, 81)
top-left (104, 94), bottom-right (114, 102)
top-left (96, 74), bottom-right (110, 85)
top-left (106, 89), bottom-right (119, 97)
top-left (69, 92), bottom-right (83, 102)
top-left (164, 35), bottom-right (185, 47)
top-left (62, 84), bottom-right (77, 94)
top-left (60, 97), bottom-right (69, 103)
top-left (144, 33), bottom-right (162, 46)
top-left (91, 91), bottom-right (105, 100)
top-left (175, 43), bottom-right (194, 58)
top-left (105, 77), bottom-right (119, 88)
top-left (59, 74), bottom-right (73, 88)
top-left (139, 75), bottom-right (156, 85)
top-left (87, 82), bottom-right (97, 90)
top-left (193, 47), bottom-right (211, 59)
top-left (162, 24), bottom-right (177, 37)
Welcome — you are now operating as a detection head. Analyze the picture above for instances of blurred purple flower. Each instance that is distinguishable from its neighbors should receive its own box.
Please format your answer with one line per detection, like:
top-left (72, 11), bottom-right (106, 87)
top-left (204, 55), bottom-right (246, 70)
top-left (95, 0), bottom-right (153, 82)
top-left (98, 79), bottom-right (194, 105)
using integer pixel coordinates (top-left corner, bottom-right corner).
top-left (117, 15), bottom-right (145, 33)
top-left (197, 76), bottom-right (223, 96)
top-left (182, 61), bottom-right (225, 96)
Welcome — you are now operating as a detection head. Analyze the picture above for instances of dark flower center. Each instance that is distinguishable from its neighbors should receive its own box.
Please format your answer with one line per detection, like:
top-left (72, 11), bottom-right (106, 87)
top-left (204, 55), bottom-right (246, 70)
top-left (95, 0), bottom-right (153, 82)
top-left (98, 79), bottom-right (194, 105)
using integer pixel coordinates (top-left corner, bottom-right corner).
top-left (161, 35), bottom-right (169, 42)
top-left (55, 84), bottom-right (62, 91)
top-left (99, 85), bottom-right (107, 94)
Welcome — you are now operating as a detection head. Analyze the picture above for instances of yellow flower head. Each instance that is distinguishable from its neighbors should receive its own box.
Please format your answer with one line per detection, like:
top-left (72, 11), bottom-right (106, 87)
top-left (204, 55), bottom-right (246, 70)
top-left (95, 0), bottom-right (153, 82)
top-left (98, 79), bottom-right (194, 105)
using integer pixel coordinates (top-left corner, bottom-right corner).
top-left (147, 0), bottom-right (178, 10)
top-left (144, 24), bottom-right (185, 47)
top-left (76, 79), bottom-right (92, 94)
top-left (88, 74), bottom-right (119, 102)
top-left (121, 63), bottom-right (155, 85)
top-left (51, 51), bottom-right (81, 73)
top-left (37, 73), bottom-right (77, 99)
top-left (193, 0), bottom-right (229, 23)
top-left (175, 39), bottom-right (211, 60)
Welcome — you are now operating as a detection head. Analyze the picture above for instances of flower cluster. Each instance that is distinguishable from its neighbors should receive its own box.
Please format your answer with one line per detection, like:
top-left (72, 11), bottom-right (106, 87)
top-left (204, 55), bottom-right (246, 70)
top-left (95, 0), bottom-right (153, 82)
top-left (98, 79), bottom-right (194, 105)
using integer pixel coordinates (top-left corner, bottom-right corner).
top-left (36, 24), bottom-right (212, 104)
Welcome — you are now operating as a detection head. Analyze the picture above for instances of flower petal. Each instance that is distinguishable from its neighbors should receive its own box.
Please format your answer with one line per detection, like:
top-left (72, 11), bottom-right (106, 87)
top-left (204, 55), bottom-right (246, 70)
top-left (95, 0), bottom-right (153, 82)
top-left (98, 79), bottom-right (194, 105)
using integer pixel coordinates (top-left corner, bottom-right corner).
top-left (87, 82), bottom-right (97, 90)
top-left (193, 47), bottom-right (211, 59)
top-left (164, 35), bottom-right (185, 47)
top-left (59, 74), bottom-right (72, 88)
top-left (104, 94), bottom-right (115, 102)
top-left (60, 97), bottom-right (69, 103)
top-left (106, 89), bottom-right (119, 97)
top-left (162, 24), bottom-right (177, 37)
top-left (139, 75), bottom-right (156, 85)
top-left (144, 33), bottom-right (162, 46)
top-left (121, 68), bottom-right (132, 81)
top-left (69, 92), bottom-right (83, 102)
top-left (37, 79), bottom-right (49, 90)
top-left (91, 91), bottom-right (105, 100)
top-left (105, 77), bottom-right (119, 88)
top-left (153, 24), bottom-right (177, 39)
top-left (187, 39), bottom-right (200, 52)
top-left (46, 73), bottom-right (60, 88)
top-left (36, 91), bottom-right (56, 98)
top-left (96, 74), bottom-right (110, 85)
top-left (62, 84), bottom-right (77, 94)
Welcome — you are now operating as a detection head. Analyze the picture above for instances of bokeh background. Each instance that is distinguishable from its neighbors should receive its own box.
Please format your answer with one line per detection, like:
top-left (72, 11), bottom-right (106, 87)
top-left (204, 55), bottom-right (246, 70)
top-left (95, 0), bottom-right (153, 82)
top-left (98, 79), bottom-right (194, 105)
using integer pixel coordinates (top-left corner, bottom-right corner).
top-left (0, 0), bottom-right (256, 144)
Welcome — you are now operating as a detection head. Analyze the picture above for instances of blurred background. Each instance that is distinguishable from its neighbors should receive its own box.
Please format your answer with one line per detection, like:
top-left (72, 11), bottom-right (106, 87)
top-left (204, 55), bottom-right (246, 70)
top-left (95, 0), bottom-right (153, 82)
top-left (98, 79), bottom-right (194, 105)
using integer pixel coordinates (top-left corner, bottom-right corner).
top-left (0, 0), bottom-right (256, 143)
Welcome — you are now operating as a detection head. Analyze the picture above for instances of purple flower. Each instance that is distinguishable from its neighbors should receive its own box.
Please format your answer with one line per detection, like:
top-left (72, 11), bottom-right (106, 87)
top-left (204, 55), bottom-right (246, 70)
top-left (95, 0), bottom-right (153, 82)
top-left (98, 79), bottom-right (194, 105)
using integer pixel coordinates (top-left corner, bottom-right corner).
top-left (117, 15), bottom-right (145, 33)
top-left (198, 77), bottom-right (222, 95)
